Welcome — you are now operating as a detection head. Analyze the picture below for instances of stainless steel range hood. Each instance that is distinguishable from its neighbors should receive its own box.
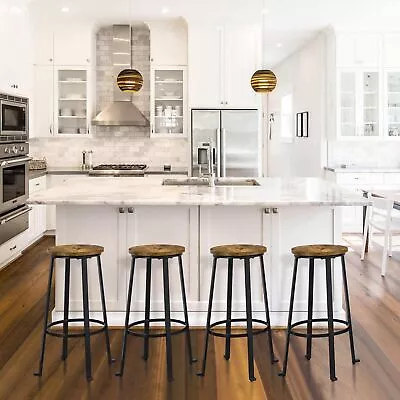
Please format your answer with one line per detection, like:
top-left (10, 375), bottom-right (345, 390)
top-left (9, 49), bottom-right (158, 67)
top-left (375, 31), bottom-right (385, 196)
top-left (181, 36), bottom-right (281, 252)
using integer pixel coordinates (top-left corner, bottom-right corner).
top-left (93, 25), bottom-right (149, 127)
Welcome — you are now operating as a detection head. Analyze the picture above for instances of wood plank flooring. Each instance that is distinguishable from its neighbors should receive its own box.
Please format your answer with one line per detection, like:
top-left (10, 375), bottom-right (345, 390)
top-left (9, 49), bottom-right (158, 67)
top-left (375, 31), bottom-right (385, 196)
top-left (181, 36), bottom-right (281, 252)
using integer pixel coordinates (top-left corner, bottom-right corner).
top-left (1, 235), bottom-right (400, 399)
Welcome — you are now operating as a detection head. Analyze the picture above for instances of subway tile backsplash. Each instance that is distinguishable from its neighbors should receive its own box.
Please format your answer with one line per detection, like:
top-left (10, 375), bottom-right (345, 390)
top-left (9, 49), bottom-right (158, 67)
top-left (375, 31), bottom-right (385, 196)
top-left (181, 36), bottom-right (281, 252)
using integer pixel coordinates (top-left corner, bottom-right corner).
top-left (328, 141), bottom-right (400, 167)
top-left (29, 137), bottom-right (188, 167)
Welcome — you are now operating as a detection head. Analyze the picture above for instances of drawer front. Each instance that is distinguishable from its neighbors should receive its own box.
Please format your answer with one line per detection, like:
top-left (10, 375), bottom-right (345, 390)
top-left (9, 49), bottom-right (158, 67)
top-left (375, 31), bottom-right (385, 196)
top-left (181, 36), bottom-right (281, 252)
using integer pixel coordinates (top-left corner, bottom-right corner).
top-left (336, 173), bottom-right (384, 186)
top-left (29, 175), bottom-right (47, 194)
top-left (0, 231), bottom-right (27, 269)
top-left (383, 173), bottom-right (400, 185)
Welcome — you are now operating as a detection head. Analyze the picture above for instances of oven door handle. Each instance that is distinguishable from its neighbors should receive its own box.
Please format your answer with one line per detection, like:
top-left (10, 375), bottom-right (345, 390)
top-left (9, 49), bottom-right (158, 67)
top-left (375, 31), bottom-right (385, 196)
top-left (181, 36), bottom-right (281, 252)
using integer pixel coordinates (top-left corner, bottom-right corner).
top-left (0, 156), bottom-right (32, 167)
top-left (0, 206), bottom-right (32, 225)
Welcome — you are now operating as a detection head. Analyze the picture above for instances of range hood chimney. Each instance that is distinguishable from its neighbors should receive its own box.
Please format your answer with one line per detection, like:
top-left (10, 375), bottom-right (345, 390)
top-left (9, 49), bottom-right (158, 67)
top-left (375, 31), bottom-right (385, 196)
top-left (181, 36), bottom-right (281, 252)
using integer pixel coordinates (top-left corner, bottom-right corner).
top-left (93, 25), bottom-right (149, 127)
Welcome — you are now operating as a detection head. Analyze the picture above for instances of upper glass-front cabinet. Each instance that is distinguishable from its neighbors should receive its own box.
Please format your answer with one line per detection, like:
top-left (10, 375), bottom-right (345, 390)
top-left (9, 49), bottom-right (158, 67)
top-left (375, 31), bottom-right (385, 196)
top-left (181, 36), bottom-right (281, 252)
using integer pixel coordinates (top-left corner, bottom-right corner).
top-left (386, 72), bottom-right (400, 137)
top-left (150, 66), bottom-right (187, 137)
top-left (338, 70), bottom-right (380, 138)
top-left (55, 68), bottom-right (90, 135)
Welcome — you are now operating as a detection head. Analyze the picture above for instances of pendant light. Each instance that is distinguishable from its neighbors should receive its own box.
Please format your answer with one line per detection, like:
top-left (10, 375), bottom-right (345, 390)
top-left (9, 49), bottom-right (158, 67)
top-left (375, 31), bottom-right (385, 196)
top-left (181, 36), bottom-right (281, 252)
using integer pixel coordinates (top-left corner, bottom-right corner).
top-left (251, 2), bottom-right (277, 93)
top-left (117, 0), bottom-right (143, 93)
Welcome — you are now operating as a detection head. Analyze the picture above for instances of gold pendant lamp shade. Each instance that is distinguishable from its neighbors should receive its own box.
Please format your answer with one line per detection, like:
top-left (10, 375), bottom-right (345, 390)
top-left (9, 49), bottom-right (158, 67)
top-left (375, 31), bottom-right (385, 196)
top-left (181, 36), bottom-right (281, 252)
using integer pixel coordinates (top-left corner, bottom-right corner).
top-left (117, 69), bottom-right (143, 93)
top-left (251, 69), bottom-right (277, 93)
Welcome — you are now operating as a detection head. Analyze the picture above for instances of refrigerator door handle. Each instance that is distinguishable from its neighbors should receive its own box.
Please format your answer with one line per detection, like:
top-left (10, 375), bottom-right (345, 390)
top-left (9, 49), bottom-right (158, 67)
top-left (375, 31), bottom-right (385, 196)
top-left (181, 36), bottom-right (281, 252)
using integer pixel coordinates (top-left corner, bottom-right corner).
top-left (216, 128), bottom-right (221, 177)
top-left (221, 128), bottom-right (226, 177)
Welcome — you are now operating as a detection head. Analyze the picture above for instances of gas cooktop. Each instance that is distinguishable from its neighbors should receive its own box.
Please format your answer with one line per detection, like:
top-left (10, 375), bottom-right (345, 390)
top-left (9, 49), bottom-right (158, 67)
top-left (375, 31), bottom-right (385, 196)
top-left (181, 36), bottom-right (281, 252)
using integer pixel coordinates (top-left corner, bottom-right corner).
top-left (89, 164), bottom-right (148, 176)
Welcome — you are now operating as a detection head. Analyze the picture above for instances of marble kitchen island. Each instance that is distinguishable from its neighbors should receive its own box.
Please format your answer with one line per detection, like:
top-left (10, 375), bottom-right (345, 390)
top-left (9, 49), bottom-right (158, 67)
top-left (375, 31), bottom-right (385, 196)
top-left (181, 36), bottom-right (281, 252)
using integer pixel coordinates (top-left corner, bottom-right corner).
top-left (29, 176), bottom-right (369, 327)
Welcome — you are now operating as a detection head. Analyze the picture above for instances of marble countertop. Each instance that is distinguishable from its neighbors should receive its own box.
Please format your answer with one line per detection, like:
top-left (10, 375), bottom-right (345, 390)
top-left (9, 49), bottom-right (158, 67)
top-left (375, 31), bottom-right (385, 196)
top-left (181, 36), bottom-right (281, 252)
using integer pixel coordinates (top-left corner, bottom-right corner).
top-left (325, 166), bottom-right (400, 173)
top-left (28, 176), bottom-right (370, 207)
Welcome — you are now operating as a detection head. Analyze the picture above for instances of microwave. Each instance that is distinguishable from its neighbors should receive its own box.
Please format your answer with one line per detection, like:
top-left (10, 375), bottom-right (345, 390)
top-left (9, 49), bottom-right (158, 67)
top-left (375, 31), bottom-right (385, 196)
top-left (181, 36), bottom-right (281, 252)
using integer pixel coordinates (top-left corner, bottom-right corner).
top-left (0, 93), bottom-right (29, 139)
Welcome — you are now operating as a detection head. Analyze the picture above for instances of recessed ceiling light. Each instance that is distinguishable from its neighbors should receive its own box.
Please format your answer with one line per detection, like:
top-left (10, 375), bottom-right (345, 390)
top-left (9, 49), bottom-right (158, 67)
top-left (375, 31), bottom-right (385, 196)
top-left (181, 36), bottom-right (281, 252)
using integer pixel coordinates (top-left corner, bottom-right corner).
top-left (276, 43), bottom-right (282, 48)
top-left (162, 7), bottom-right (169, 14)
top-left (61, 7), bottom-right (70, 13)
top-left (10, 6), bottom-right (22, 14)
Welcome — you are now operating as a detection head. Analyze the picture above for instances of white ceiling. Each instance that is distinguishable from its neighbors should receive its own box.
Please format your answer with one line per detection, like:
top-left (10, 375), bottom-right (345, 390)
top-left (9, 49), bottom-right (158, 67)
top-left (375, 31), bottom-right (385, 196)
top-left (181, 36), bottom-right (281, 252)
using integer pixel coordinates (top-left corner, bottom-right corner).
top-left (7, 0), bottom-right (400, 67)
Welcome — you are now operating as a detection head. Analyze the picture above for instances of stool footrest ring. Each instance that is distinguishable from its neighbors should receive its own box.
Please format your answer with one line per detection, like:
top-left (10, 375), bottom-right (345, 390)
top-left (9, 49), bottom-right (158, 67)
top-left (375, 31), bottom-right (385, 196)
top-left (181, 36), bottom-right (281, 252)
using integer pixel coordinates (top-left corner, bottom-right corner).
top-left (46, 318), bottom-right (107, 338)
top-left (289, 318), bottom-right (350, 338)
top-left (126, 318), bottom-right (188, 338)
top-left (208, 318), bottom-right (270, 338)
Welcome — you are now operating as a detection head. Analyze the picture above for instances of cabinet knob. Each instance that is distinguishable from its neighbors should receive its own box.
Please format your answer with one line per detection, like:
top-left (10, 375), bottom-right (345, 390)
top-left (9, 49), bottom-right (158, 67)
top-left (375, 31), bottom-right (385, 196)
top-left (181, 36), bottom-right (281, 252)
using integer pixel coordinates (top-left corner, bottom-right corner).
top-left (49, 58), bottom-right (53, 62)
top-left (127, 207), bottom-right (134, 214)
top-left (264, 208), bottom-right (271, 214)
top-left (118, 207), bottom-right (125, 214)
top-left (272, 208), bottom-right (278, 214)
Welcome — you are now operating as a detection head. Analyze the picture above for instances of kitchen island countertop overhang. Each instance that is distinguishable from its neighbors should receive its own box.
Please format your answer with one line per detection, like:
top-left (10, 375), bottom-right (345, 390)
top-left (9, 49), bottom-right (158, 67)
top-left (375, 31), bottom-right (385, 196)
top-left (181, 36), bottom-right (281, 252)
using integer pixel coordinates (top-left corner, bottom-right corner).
top-left (28, 176), bottom-right (369, 327)
top-left (28, 176), bottom-right (370, 207)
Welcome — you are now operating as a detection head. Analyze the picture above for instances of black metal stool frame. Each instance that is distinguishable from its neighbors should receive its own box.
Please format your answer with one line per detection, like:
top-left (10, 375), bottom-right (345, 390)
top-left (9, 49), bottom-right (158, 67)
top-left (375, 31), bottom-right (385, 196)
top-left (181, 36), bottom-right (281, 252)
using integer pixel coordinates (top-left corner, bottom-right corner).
top-left (197, 254), bottom-right (277, 382)
top-left (34, 254), bottom-right (114, 381)
top-left (278, 254), bottom-right (360, 382)
top-left (116, 254), bottom-right (196, 382)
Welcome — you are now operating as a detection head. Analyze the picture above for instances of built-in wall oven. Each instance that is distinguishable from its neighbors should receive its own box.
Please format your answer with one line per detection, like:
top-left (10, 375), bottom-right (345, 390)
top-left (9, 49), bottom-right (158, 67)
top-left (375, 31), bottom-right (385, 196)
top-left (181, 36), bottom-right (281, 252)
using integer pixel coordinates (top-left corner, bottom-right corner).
top-left (0, 93), bottom-right (29, 140)
top-left (0, 142), bottom-right (31, 245)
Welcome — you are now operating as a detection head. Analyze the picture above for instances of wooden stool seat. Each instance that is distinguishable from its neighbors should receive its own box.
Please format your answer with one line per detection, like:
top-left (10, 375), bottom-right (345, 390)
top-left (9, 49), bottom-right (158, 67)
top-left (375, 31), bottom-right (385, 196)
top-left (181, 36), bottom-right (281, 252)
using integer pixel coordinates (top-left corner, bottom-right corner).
top-left (291, 244), bottom-right (348, 258)
top-left (210, 244), bottom-right (267, 258)
top-left (48, 244), bottom-right (104, 258)
top-left (129, 244), bottom-right (185, 258)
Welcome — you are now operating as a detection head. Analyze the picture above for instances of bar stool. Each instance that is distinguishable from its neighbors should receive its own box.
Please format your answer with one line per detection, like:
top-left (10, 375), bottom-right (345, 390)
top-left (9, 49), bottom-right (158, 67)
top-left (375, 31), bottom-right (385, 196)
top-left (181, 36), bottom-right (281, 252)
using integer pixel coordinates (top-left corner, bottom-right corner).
top-left (34, 244), bottom-right (114, 381)
top-left (279, 244), bottom-right (360, 381)
top-left (197, 244), bottom-right (277, 382)
top-left (116, 244), bottom-right (196, 382)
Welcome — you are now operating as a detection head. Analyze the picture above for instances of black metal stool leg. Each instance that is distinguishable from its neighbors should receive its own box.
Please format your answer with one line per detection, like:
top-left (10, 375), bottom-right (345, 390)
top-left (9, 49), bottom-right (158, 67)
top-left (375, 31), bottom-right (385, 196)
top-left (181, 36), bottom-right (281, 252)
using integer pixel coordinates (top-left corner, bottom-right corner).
top-left (116, 256), bottom-right (136, 377)
top-left (34, 256), bottom-right (55, 376)
top-left (61, 258), bottom-right (71, 361)
top-left (244, 257), bottom-right (255, 382)
top-left (224, 257), bottom-right (234, 361)
top-left (81, 257), bottom-right (92, 381)
top-left (259, 255), bottom-right (278, 364)
top-left (97, 255), bottom-right (114, 364)
top-left (178, 255), bottom-right (196, 364)
top-left (143, 257), bottom-right (152, 361)
top-left (162, 257), bottom-right (174, 382)
top-left (341, 255), bottom-right (360, 365)
top-left (325, 257), bottom-right (337, 381)
top-left (305, 258), bottom-right (315, 360)
top-left (279, 257), bottom-right (299, 377)
top-left (197, 257), bottom-right (217, 377)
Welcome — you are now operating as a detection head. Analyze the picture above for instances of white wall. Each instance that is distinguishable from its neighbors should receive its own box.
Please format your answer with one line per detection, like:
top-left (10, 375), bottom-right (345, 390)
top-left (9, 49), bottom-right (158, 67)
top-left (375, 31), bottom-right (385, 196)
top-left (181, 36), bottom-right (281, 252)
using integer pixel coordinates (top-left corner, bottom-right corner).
top-left (265, 32), bottom-right (327, 177)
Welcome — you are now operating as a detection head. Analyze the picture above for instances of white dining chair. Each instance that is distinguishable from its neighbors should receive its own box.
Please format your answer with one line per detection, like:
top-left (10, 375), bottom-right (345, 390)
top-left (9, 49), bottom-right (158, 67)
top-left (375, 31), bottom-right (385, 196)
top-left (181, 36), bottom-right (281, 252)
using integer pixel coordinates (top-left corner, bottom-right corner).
top-left (361, 193), bottom-right (400, 276)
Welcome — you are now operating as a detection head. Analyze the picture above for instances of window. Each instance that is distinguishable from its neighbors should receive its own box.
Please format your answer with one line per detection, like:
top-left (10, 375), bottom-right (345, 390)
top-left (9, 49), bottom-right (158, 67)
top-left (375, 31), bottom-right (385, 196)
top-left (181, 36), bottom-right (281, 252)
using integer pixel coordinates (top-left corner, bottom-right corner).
top-left (281, 93), bottom-right (293, 140)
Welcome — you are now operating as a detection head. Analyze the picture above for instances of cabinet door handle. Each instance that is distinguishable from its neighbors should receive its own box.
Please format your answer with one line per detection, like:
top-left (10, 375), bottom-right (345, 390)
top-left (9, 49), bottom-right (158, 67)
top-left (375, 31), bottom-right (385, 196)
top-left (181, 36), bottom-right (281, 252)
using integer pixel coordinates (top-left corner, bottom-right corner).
top-left (9, 245), bottom-right (17, 251)
top-left (264, 208), bottom-right (271, 214)
top-left (272, 208), bottom-right (278, 214)
top-left (49, 124), bottom-right (53, 135)
top-left (127, 207), bottom-right (134, 214)
top-left (35, 183), bottom-right (40, 186)
top-left (118, 207), bottom-right (125, 214)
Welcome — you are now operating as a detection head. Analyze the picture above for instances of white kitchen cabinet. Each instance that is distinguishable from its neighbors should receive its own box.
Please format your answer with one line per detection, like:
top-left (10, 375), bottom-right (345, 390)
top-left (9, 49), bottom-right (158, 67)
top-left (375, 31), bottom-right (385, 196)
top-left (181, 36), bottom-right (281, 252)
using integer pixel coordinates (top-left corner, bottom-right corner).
top-left (53, 24), bottom-right (93, 66)
top-left (383, 34), bottom-right (400, 68)
top-left (28, 176), bottom-right (47, 244)
top-left (338, 69), bottom-right (381, 138)
top-left (47, 175), bottom-right (84, 230)
top-left (384, 70), bottom-right (400, 138)
top-left (325, 170), bottom-right (385, 232)
top-left (54, 68), bottom-right (91, 135)
top-left (33, 66), bottom-right (54, 138)
top-left (56, 205), bottom-right (198, 314)
top-left (336, 32), bottom-right (381, 68)
top-left (0, 231), bottom-right (28, 271)
top-left (189, 23), bottom-right (260, 109)
top-left (150, 66), bottom-right (187, 137)
top-left (148, 19), bottom-right (188, 66)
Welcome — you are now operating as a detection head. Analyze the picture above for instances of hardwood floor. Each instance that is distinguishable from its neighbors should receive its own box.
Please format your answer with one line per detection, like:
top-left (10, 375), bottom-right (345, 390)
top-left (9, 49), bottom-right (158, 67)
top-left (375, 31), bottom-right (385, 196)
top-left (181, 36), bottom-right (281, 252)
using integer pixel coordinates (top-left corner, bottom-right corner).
top-left (1, 235), bottom-right (400, 399)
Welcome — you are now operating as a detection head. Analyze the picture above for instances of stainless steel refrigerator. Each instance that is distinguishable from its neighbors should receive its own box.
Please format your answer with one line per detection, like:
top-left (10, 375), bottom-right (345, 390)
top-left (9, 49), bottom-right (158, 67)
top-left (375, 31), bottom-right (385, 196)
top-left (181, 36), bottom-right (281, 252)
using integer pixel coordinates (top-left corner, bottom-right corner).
top-left (191, 109), bottom-right (260, 177)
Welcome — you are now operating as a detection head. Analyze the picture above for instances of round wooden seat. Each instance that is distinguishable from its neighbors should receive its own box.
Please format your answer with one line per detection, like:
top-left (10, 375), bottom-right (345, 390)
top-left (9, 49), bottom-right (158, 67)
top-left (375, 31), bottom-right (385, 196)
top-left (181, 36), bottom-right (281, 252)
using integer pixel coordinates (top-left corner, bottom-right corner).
top-left (47, 244), bottom-right (104, 258)
top-left (210, 244), bottom-right (267, 258)
top-left (291, 244), bottom-right (348, 258)
top-left (129, 244), bottom-right (185, 258)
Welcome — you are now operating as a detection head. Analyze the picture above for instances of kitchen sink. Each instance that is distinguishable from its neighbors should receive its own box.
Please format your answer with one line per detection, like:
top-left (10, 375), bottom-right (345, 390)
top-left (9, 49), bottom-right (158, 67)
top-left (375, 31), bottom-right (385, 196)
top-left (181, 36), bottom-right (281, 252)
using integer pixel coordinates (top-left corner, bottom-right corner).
top-left (162, 178), bottom-right (260, 186)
